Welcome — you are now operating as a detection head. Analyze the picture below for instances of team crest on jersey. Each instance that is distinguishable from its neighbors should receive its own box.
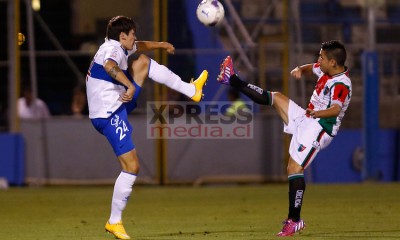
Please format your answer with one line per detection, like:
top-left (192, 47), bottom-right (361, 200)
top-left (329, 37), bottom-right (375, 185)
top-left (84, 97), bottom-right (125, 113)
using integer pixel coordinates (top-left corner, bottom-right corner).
top-left (110, 49), bottom-right (118, 59)
top-left (323, 86), bottom-right (329, 95)
top-left (298, 144), bottom-right (306, 152)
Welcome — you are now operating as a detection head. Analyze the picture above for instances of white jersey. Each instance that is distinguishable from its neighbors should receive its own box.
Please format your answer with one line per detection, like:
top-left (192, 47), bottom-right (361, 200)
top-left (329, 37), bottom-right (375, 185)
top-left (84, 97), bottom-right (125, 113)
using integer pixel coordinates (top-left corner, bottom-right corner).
top-left (86, 39), bottom-right (137, 119)
top-left (309, 63), bottom-right (352, 136)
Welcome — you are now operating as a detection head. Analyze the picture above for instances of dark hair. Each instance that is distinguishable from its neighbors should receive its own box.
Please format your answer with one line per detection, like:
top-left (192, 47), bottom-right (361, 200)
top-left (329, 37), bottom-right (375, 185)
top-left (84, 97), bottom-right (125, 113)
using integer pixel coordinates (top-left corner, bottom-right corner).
top-left (106, 16), bottom-right (136, 41)
top-left (321, 40), bottom-right (347, 66)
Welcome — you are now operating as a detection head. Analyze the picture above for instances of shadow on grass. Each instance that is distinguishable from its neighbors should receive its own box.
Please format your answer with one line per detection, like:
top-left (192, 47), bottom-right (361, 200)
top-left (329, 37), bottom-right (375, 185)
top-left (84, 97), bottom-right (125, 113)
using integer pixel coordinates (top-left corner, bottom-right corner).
top-left (142, 230), bottom-right (263, 239)
top-left (139, 229), bottom-right (400, 239)
top-left (305, 229), bottom-right (400, 239)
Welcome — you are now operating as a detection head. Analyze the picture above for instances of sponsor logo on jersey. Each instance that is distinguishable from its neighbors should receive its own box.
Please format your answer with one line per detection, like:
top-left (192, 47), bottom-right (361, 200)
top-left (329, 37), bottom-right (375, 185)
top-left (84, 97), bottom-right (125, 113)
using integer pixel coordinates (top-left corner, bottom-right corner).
top-left (312, 140), bottom-right (320, 149)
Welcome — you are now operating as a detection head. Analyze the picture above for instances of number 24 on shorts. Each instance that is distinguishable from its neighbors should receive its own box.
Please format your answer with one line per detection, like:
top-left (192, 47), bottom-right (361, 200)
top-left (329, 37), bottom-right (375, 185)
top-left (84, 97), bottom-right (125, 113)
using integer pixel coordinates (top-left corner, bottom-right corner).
top-left (111, 114), bottom-right (129, 140)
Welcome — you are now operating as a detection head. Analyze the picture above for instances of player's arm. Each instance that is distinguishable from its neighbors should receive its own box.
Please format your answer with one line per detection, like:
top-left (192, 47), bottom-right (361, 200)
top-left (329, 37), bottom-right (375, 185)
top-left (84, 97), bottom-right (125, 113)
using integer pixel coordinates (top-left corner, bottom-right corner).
top-left (307, 83), bottom-right (349, 119)
top-left (306, 104), bottom-right (341, 119)
top-left (104, 60), bottom-right (135, 102)
top-left (290, 64), bottom-right (313, 79)
top-left (135, 41), bottom-right (175, 54)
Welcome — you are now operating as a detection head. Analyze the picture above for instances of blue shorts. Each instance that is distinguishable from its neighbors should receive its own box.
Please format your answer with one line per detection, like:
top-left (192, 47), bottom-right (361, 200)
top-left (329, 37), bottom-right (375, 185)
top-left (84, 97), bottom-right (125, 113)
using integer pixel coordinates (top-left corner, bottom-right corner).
top-left (91, 79), bottom-right (142, 156)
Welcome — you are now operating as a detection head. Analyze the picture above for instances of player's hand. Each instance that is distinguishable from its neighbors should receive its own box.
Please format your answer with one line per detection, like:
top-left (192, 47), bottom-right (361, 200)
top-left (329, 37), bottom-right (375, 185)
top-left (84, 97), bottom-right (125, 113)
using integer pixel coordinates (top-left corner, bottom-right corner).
top-left (290, 66), bottom-right (302, 80)
top-left (163, 42), bottom-right (175, 54)
top-left (306, 108), bottom-right (318, 118)
top-left (120, 86), bottom-right (135, 102)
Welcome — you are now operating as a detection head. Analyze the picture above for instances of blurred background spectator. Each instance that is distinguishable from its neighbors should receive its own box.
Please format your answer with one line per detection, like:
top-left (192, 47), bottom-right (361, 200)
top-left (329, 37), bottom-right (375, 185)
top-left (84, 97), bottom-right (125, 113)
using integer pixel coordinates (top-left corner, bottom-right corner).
top-left (18, 85), bottom-right (50, 119)
top-left (70, 84), bottom-right (88, 117)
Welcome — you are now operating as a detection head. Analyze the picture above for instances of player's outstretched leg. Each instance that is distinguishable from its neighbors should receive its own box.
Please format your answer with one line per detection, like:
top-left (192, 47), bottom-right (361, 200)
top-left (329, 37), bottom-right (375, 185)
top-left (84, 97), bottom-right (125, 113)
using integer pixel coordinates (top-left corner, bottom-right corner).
top-left (277, 219), bottom-right (306, 237)
top-left (147, 58), bottom-right (208, 102)
top-left (217, 56), bottom-right (273, 105)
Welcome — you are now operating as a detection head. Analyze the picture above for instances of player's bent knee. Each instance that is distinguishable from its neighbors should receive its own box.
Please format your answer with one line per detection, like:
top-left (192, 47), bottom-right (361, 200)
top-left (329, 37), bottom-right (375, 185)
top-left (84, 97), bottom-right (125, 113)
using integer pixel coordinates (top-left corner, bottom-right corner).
top-left (273, 92), bottom-right (285, 101)
top-left (118, 150), bottom-right (140, 174)
top-left (134, 54), bottom-right (150, 69)
top-left (287, 159), bottom-right (304, 175)
top-left (131, 164), bottom-right (140, 174)
top-left (131, 55), bottom-right (150, 79)
top-left (124, 161), bottom-right (140, 174)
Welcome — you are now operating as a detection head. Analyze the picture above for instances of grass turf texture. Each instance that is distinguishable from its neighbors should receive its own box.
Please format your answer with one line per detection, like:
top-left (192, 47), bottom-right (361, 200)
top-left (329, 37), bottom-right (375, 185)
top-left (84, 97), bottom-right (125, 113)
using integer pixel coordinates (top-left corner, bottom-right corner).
top-left (0, 183), bottom-right (399, 240)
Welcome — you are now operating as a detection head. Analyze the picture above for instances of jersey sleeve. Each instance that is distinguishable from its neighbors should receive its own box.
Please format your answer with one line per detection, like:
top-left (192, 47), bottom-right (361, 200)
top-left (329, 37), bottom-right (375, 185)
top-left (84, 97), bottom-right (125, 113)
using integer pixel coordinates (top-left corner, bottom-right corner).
top-left (103, 46), bottom-right (123, 65)
top-left (312, 63), bottom-right (324, 78)
top-left (330, 83), bottom-right (350, 108)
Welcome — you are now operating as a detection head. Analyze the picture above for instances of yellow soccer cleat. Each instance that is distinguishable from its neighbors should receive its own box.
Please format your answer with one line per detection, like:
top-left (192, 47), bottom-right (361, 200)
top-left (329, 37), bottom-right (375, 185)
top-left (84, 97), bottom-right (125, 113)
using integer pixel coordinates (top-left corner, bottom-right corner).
top-left (190, 70), bottom-right (209, 102)
top-left (105, 221), bottom-right (131, 239)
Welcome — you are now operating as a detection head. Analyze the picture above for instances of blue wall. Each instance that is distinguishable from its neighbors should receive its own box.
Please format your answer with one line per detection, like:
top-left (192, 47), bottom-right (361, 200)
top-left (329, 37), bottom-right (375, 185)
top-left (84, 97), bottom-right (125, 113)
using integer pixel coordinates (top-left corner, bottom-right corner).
top-left (0, 133), bottom-right (25, 186)
top-left (2, 128), bottom-right (399, 185)
top-left (311, 129), bottom-right (399, 183)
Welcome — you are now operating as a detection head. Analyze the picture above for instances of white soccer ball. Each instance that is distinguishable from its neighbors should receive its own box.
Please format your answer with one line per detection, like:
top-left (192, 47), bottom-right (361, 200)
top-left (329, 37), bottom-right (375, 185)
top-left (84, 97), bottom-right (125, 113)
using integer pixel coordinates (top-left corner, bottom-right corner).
top-left (196, 0), bottom-right (225, 26)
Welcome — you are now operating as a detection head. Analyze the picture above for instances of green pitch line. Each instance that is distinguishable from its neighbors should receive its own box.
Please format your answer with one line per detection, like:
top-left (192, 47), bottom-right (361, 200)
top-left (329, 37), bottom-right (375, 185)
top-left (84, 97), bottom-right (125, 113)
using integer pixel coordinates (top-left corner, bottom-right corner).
top-left (0, 183), bottom-right (399, 240)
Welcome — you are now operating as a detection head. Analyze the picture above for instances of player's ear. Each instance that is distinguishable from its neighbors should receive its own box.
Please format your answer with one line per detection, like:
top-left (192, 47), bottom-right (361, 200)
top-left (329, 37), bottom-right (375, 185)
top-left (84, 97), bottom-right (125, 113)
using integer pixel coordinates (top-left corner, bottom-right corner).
top-left (119, 32), bottom-right (127, 41)
top-left (329, 59), bottom-right (336, 67)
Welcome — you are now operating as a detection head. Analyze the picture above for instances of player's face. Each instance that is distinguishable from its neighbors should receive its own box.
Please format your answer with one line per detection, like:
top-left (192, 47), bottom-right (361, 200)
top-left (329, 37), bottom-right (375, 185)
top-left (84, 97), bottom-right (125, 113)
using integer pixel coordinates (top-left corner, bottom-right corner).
top-left (318, 49), bottom-right (329, 73)
top-left (121, 29), bottom-right (136, 50)
top-left (318, 49), bottom-right (336, 75)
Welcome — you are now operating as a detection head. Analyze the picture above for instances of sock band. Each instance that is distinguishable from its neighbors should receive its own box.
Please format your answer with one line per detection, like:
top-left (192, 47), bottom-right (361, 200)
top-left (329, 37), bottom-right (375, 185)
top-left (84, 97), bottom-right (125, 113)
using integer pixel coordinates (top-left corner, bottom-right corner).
top-left (288, 174), bottom-right (306, 222)
top-left (288, 173), bottom-right (304, 181)
top-left (122, 170), bottom-right (137, 176)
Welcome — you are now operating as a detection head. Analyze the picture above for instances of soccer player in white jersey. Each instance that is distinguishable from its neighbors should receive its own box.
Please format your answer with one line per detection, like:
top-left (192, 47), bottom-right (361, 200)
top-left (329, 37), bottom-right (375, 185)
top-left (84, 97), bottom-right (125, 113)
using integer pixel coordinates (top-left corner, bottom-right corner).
top-left (217, 40), bottom-right (351, 237)
top-left (86, 16), bottom-right (208, 239)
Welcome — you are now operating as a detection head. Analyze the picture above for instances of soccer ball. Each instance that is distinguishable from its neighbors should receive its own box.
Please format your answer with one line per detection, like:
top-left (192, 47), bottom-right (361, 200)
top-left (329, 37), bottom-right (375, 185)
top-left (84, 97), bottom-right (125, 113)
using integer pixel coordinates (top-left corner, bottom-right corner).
top-left (196, 0), bottom-right (225, 26)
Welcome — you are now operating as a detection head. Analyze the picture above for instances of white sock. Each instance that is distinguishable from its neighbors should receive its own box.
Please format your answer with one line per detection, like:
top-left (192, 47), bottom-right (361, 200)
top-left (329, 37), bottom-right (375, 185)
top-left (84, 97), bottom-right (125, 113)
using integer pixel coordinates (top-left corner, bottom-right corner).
top-left (109, 171), bottom-right (137, 224)
top-left (148, 59), bottom-right (195, 98)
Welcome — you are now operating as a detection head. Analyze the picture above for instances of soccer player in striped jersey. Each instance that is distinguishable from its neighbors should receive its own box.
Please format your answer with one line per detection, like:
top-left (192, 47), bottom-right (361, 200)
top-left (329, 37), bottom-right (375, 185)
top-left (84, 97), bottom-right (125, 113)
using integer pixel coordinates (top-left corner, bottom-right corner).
top-left (86, 16), bottom-right (208, 239)
top-left (217, 40), bottom-right (351, 237)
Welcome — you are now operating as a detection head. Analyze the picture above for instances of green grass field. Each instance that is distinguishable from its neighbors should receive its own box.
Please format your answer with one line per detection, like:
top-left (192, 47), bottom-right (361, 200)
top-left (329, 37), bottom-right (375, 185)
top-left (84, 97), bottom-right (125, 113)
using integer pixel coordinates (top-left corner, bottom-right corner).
top-left (1, 183), bottom-right (399, 240)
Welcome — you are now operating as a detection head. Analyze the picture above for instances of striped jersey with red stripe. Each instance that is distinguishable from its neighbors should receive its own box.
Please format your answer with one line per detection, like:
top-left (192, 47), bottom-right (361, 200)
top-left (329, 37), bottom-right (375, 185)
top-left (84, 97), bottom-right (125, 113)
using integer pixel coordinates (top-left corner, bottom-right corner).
top-left (309, 63), bottom-right (352, 136)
